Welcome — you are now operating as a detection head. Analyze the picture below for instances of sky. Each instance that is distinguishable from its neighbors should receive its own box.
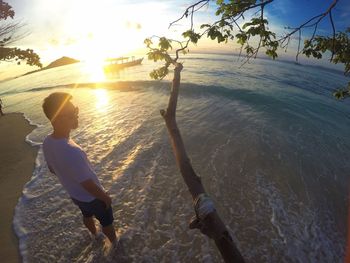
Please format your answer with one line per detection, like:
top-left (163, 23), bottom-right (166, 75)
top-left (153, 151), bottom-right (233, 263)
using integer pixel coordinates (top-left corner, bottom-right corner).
top-left (0, 0), bottom-right (349, 78)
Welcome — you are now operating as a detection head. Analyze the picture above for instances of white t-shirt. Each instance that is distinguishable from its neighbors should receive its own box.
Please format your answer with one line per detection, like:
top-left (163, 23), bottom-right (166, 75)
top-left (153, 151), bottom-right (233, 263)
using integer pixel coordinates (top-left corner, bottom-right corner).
top-left (43, 135), bottom-right (104, 202)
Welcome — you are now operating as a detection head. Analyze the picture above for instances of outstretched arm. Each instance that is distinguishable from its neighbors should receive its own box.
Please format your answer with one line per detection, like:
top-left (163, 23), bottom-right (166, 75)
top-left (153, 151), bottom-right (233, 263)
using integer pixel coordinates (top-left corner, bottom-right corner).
top-left (80, 179), bottom-right (111, 208)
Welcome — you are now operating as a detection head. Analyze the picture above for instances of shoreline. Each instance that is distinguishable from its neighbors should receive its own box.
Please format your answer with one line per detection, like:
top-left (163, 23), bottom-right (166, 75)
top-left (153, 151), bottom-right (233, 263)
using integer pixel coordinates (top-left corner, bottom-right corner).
top-left (0, 113), bottom-right (38, 263)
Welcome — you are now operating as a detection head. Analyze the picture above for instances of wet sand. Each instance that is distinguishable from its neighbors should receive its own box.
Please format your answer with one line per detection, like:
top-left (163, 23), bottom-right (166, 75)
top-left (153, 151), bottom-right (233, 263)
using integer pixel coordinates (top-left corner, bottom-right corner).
top-left (0, 113), bottom-right (38, 263)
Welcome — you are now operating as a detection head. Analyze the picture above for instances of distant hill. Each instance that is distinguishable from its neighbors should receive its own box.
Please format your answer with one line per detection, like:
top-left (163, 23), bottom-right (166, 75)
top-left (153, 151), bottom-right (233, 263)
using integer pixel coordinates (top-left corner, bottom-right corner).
top-left (23, 56), bottom-right (80, 76)
top-left (45, 56), bottom-right (79, 69)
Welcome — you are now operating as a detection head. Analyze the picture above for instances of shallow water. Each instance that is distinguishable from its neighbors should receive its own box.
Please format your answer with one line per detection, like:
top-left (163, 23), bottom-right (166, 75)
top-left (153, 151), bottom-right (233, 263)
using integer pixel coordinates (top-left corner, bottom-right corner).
top-left (1, 53), bottom-right (349, 262)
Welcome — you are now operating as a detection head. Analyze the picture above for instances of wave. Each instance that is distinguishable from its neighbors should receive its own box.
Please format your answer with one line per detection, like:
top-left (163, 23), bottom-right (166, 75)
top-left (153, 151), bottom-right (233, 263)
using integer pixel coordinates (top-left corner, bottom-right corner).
top-left (8, 80), bottom-right (345, 122)
top-left (9, 81), bottom-right (259, 105)
top-left (17, 79), bottom-right (314, 102)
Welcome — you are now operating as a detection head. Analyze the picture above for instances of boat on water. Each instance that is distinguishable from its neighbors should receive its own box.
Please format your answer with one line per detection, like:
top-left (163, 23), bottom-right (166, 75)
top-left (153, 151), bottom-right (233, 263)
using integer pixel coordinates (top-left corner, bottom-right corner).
top-left (104, 56), bottom-right (143, 72)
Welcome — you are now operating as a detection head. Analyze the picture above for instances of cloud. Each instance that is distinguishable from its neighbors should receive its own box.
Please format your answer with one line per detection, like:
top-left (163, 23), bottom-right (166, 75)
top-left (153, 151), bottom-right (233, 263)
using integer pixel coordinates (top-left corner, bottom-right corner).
top-left (125, 21), bottom-right (142, 30)
top-left (269, 0), bottom-right (295, 15)
top-left (64, 37), bottom-right (77, 46)
top-left (49, 38), bottom-right (59, 46)
top-left (334, 1), bottom-right (350, 29)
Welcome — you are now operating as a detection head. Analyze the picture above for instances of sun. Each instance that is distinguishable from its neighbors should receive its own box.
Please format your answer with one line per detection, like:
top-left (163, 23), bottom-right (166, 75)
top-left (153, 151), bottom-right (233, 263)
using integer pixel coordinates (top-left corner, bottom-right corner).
top-left (66, 2), bottom-right (144, 62)
top-left (75, 17), bottom-right (143, 82)
top-left (80, 56), bottom-right (106, 82)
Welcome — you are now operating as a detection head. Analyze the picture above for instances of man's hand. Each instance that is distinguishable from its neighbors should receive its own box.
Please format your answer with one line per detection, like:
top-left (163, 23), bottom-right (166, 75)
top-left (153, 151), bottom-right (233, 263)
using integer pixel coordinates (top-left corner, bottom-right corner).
top-left (101, 193), bottom-right (112, 209)
top-left (80, 179), bottom-right (112, 209)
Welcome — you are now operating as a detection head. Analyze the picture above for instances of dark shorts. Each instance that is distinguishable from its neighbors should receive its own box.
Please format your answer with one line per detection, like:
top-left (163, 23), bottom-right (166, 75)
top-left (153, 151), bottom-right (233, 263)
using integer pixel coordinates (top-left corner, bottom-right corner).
top-left (72, 198), bottom-right (114, 227)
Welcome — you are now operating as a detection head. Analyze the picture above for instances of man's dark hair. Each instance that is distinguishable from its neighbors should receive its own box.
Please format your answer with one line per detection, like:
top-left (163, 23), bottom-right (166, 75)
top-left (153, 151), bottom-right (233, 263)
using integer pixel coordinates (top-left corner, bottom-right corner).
top-left (42, 92), bottom-right (72, 120)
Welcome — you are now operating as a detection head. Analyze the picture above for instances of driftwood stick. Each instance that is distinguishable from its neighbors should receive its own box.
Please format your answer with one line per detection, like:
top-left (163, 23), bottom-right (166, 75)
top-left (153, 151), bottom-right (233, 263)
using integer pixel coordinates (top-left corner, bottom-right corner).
top-left (160, 63), bottom-right (245, 263)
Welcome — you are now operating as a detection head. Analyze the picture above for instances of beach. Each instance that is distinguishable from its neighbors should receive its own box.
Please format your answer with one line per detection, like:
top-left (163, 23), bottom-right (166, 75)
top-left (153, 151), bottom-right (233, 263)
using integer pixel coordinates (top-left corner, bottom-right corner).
top-left (0, 113), bottom-right (38, 263)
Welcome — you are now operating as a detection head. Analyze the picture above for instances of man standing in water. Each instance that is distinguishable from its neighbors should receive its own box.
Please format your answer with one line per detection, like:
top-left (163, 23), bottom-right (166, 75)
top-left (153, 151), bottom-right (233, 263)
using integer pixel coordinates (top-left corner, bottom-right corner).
top-left (42, 92), bottom-right (117, 244)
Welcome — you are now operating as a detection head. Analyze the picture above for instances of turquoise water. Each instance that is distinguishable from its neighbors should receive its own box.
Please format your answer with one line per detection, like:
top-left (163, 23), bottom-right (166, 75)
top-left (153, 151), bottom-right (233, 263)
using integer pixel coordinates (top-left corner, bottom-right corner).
top-left (1, 53), bottom-right (349, 262)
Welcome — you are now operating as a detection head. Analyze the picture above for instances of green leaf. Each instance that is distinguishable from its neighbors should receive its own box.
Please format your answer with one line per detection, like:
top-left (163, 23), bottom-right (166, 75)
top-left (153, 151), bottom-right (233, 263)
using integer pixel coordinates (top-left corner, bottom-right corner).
top-left (158, 37), bottom-right (172, 51)
top-left (149, 66), bottom-right (169, 80)
top-left (144, 38), bottom-right (153, 47)
top-left (182, 30), bottom-right (201, 44)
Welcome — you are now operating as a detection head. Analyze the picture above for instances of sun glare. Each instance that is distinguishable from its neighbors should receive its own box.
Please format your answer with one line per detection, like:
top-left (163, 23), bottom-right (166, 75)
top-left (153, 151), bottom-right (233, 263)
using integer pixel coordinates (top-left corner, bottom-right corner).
top-left (94, 89), bottom-right (109, 112)
top-left (81, 57), bottom-right (106, 82)
top-left (67, 2), bottom-right (145, 62)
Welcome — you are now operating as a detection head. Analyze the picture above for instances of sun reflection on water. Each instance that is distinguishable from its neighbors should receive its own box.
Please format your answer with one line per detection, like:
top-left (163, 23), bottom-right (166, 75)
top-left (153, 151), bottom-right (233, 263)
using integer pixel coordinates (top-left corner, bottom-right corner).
top-left (112, 144), bottom-right (142, 180)
top-left (94, 88), bottom-right (109, 112)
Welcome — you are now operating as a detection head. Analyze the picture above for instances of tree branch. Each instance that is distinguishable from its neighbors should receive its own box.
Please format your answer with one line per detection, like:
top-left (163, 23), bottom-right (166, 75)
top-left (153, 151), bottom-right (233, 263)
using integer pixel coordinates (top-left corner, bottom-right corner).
top-left (278, 0), bottom-right (338, 44)
top-left (160, 63), bottom-right (245, 262)
top-left (329, 9), bottom-right (336, 61)
top-left (169, 0), bottom-right (209, 29)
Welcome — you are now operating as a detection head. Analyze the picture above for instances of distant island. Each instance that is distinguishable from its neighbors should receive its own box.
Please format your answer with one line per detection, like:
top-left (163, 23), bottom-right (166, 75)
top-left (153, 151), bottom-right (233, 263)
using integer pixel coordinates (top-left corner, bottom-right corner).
top-left (23, 56), bottom-right (80, 76)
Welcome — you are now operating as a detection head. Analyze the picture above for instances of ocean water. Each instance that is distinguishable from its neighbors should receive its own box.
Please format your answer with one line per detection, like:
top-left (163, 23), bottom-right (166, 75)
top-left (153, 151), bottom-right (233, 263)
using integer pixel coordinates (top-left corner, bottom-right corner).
top-left (1, 53), bottom-right (349, 263)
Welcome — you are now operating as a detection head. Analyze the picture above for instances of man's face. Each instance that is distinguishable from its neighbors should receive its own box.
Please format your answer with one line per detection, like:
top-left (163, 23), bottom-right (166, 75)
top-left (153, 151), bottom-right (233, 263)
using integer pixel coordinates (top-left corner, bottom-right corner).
top-left (54, 101), bottom-right (79, 130)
